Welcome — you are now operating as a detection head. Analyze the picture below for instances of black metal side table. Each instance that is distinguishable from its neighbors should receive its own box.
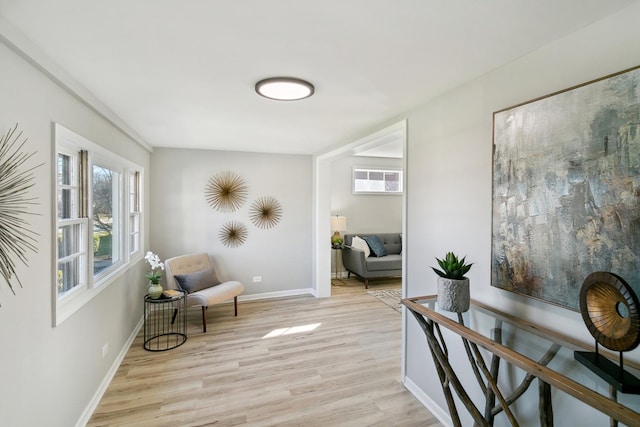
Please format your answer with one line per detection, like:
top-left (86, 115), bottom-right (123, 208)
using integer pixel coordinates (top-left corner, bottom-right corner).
top-left (331, 245), bottom-right (345, 284)
top-left (143, 291), bottom-right (187, 351)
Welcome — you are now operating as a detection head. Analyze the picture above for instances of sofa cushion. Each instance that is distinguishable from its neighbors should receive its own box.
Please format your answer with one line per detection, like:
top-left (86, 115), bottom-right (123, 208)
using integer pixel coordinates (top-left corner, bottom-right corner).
top-left (380, 234), bottom-right (402, 255)
top-left (362, 235), bottom-right (388, 257)
top-left (174, 266), bottom-right (220, 294)
top-left (366, 254), bottom-right (402, 272)
top-left (351, 235), bottom-right (371, 258)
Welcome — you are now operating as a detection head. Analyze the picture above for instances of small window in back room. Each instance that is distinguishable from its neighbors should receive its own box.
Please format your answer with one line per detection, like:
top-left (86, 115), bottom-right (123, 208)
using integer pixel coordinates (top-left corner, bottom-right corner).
top-left (352, 167), bottom-right (403, 194)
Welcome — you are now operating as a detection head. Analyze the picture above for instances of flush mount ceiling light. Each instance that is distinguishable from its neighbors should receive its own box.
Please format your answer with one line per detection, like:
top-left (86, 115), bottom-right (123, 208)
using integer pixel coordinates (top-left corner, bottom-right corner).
top-left (255, 77), bottom-right (314, 101)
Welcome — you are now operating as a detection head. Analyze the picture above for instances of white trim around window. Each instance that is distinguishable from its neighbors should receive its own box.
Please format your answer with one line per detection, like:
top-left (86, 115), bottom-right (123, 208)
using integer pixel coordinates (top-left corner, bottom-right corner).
top-left (352, 166), bottom-right (403, 195)
top-left (53, 123), bottom-right (144, 326)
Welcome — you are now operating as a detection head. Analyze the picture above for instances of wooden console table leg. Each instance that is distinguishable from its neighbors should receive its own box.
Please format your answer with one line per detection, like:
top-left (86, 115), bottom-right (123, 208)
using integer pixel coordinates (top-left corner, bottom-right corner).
top-left (410, 310), bottom-right (488, 426)
top-left (459, 314), bottom-right (507, 426)
top-left (410, 311), bottom-right (463, 426)
top-left (484, 327), bottom-right (502, 426)
top-left (609, 386), bottom-right (618, 427)
top-left (430, 338), bottom-right (463, 427)
top-left (539, 379), bottom-right (553, 427)
top-left (467, 340), bottom-right (519, 426)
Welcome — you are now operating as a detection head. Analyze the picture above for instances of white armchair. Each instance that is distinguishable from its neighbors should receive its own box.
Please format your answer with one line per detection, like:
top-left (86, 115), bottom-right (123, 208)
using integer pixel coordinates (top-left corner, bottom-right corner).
top-left (164, 252), bottom-right (244, 332)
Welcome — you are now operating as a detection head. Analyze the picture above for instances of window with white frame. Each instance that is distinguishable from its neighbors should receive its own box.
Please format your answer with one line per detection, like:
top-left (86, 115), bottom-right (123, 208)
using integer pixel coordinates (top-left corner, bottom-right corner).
top-left (54, 123), bottom-right (143, 325)
top-left (56, 148), bottom-right (88, 298)
top-left (352, 167), bottom-right (403, 194)
top-left (129, 171), bottom-right (141, 255)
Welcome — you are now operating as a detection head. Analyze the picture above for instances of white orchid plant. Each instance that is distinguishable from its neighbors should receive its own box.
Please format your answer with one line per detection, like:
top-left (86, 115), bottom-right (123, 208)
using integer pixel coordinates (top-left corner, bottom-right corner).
top-left (144, 251), bottom-right (164, 284)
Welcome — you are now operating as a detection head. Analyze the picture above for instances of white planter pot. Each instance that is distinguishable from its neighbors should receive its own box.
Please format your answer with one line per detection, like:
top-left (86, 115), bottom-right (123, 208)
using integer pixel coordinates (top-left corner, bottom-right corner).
top-left (437, 277), bottom-right (470, 312)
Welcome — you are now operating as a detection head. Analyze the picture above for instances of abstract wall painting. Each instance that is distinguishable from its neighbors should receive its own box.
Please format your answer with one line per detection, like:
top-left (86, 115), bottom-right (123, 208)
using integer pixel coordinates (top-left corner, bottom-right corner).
top-left (492, 66), bottom-right (640, 311)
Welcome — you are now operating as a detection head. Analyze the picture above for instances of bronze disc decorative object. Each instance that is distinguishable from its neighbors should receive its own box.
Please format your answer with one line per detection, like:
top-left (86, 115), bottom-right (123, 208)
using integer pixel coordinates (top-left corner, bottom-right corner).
top-left (579, 271), bottom-right (640, 352)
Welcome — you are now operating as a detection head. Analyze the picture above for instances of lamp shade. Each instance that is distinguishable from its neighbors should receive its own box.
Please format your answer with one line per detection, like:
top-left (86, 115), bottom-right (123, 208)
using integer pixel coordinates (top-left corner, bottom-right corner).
top-left (331, 216), bottom-right (347, 232)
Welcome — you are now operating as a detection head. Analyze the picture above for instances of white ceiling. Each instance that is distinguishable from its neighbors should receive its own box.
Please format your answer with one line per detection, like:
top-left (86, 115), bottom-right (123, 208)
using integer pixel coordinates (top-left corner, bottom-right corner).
top-left (0, 0), bottom-right (636, 155)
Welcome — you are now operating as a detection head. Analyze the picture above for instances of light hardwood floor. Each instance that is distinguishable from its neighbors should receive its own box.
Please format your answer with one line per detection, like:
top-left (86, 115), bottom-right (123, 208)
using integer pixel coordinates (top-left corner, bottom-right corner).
top-left (88, 278), bottom-right (442, 426)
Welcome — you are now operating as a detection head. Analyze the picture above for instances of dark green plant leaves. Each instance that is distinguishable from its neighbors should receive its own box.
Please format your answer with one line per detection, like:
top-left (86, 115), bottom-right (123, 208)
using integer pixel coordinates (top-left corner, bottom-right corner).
top-left (432, 251), bottom-right (473, 280)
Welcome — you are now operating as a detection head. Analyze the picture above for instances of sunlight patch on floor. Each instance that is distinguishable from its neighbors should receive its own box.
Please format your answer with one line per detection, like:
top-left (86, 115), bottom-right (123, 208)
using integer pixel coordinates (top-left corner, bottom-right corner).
top-left (262, 323), bottom-right (321, 339)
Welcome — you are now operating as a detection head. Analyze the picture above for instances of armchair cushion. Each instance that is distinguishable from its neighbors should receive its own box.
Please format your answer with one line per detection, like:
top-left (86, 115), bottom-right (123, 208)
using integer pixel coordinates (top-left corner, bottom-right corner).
top-left (351, 235), bottom-right (371, 258)
top-left (362, 235), bottom-right (388, 257)
top-left (174, 266), bottom-right (220, 294)
top-left (164, 252), bottom-right (245, 333)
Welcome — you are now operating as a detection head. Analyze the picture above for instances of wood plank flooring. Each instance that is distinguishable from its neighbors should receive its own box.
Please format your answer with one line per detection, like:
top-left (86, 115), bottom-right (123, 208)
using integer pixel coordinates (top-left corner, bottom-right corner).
top-left (88, 278), bottom-right (442, 426)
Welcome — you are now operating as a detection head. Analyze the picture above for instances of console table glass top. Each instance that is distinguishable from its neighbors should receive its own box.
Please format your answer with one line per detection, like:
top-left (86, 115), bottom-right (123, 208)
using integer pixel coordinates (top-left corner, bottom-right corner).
top-left (402, 295), bottom-right (640, 426)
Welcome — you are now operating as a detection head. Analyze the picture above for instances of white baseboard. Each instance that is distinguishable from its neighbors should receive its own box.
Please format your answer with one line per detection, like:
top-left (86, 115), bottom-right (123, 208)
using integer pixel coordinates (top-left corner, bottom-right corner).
top-left (403, 376), bottom-right (452, 427)
top-left (239, 288), bottom-right (316, 301)
top-left (75, 316), bottom-right (144, 427)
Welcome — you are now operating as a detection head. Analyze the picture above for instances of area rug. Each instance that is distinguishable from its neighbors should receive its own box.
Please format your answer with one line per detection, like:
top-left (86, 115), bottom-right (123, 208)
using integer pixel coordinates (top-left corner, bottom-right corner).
top-left (367, 288), bottom-right (402, 313)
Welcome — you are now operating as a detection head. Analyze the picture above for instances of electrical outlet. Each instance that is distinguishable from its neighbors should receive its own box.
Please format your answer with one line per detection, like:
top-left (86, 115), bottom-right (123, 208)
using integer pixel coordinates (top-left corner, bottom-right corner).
top-left (252, 276), bottom-right (262, 283)
top-left (102, 342), bottom-right (109, 358)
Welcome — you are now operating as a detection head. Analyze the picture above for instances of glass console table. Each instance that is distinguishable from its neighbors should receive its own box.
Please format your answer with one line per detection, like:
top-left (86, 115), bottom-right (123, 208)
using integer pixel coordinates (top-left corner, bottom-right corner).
top-left (402, 295), bottom-right (640, 427)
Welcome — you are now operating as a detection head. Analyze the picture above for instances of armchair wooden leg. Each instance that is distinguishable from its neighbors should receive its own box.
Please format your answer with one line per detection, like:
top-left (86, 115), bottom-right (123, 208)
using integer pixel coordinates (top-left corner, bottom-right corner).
top-left (202, 306), bottom-right (207, 333)
top-left (365, 279), bottom-right (369, 289)
top-left (171, 308), bottom-right (178, 325)
top-left (234, 296), bottom-right (238, 316)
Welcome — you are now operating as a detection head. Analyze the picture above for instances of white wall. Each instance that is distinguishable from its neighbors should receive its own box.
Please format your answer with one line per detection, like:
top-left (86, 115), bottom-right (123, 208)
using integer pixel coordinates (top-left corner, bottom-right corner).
top-left (2, 3), bottom-right (638, 425)
top-left (0, 43), bottom-right (150, 427)
top-left (330, 155), bottom-right (403, 234)
top-left (404, 3), bottom-right (640, 426)
top-left (150, 148), bottom-right (313, 296)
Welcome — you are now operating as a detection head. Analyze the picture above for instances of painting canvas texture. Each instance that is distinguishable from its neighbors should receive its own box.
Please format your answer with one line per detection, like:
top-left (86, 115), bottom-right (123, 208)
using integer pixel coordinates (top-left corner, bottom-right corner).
top-left (492, 67), bottom-right (640, 311)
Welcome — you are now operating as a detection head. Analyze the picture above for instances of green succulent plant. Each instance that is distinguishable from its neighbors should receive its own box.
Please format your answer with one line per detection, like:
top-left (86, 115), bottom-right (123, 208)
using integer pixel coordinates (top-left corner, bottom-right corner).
top-left (432, 252), bottom-right (473, 280)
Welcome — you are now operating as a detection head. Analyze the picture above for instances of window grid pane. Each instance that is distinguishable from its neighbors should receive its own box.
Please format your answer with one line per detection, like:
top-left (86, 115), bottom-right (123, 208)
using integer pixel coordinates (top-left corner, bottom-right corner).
top-left (369, 171), bottom-right (384, 181)
top-left (354, 170), bottom-right (368, 180)
top-left (57, 219), bottom-right (87, 297)
top-left (93, 165), bottom-right (121, 276)
top-left (58, 153), bottom-right (71, 186)
top-left (128, 171), bottom-right (141, 255)
top-left (129, 212), bottom-right (140, 254)
top-left (57, 153), bottom-right (77, 219)
top-left (58, 223), bottom-right (81, 258)
top-left (58, 258), bottom-right (81, 296)
top-left (353, 168), bottom-right (403, 194)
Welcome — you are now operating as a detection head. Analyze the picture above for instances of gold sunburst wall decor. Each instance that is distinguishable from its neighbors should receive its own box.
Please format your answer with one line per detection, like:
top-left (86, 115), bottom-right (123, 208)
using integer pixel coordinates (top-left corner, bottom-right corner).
top-left (219, 221), bottom-right (248, 248)
top-left (205, 171), bottom-right (248, 212)
top-left (249, 196), bottom-right (283, 229)
top-left (0, 124), bottom-right (42, 300)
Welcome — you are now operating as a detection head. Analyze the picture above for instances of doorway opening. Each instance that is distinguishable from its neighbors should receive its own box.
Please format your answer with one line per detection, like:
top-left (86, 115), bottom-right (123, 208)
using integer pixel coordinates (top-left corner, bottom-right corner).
top-left (313, 120), bottom-right (407, 299)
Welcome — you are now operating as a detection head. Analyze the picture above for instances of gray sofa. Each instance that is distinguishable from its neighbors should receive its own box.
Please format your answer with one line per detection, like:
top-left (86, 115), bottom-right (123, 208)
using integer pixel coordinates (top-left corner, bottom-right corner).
top-left (342, 233), bottom-right (402, 288)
